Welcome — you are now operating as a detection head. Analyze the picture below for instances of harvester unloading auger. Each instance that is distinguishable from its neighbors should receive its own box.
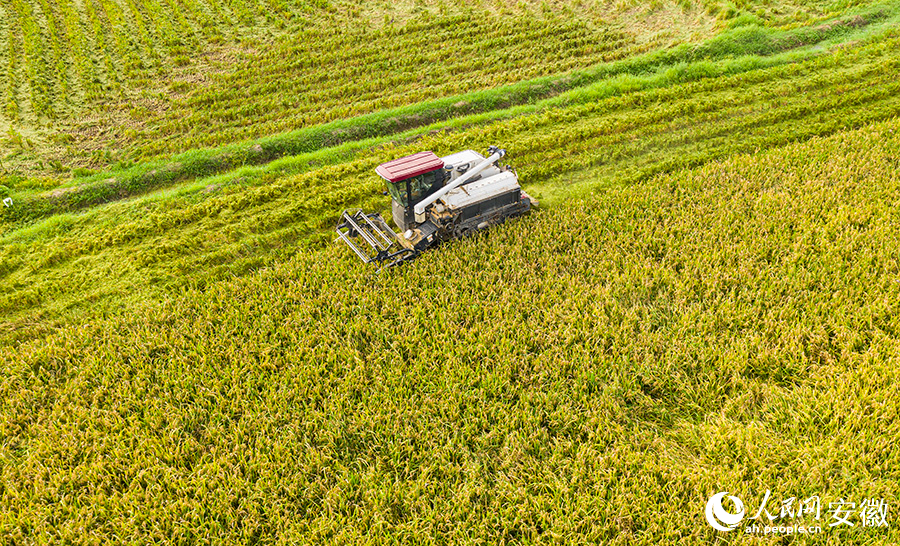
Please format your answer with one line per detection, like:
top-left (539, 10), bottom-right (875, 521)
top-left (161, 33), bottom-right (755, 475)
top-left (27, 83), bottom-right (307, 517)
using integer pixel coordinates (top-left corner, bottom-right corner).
top-left (336, 146), bottom-right (537, 267)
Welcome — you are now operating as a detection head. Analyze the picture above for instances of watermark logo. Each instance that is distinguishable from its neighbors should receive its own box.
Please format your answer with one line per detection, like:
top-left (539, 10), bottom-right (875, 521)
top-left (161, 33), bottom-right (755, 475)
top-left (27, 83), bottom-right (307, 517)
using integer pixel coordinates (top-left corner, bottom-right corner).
top-left (704, 490), bottom-right (889, 535)
top-left (705, 492), bottom-right (745, 531)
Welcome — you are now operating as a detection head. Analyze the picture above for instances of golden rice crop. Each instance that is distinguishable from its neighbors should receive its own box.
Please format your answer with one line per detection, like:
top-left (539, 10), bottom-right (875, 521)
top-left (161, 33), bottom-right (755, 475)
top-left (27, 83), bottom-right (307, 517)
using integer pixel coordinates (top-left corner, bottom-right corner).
top-left (1, 117), bottom-right (899, 544)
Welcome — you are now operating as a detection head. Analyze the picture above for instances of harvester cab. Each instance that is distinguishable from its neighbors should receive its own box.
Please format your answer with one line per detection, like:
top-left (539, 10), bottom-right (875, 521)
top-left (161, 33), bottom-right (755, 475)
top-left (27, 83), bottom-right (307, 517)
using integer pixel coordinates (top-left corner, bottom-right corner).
top-left (337, 145), bottom-right (536, 268)
top-left (377, 150), bottom-right (447, 232)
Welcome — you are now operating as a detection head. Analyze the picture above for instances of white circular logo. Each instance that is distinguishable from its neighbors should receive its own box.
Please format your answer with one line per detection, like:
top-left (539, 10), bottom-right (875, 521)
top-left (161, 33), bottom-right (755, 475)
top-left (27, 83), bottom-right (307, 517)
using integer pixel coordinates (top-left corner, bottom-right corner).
top-left (705, 492), bottom-right (745, 531)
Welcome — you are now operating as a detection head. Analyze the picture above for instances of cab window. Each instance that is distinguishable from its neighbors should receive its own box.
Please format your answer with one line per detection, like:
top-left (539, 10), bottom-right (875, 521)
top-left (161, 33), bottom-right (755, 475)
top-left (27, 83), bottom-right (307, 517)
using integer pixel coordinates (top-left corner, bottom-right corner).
top-left (409, 170), bottom-right (442, 203)
top-left (387, 170), bottom-right (441, 208)
top-left (409, 174), bottom-right (428, 203)
top-left (386, 180), bottom-right (409, 207)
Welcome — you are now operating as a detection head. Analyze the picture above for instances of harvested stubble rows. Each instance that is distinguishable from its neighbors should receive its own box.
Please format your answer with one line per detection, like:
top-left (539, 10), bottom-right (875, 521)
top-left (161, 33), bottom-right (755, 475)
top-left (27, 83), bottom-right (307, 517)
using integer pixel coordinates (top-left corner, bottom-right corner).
top-left (0, 0), bottom-right (876, 174)
top-left (0, 0), bottom-right (655, 171)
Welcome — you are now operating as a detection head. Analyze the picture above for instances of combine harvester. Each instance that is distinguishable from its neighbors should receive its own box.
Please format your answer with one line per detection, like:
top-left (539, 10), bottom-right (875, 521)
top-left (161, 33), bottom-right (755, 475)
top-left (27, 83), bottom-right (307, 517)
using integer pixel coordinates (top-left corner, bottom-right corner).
top-left (337, 146), bottom-right (536, 267)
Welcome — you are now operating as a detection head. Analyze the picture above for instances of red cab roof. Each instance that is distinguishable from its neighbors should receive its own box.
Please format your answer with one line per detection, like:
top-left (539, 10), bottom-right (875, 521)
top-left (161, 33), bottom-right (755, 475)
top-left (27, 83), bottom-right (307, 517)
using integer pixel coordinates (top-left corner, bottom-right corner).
top-left (376, 151), bottom-right (444, 183)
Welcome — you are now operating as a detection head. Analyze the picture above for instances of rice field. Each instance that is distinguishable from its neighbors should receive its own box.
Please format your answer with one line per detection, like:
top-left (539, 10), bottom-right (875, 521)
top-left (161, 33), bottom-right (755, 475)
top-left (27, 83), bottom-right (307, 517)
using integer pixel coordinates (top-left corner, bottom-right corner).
top-left (1, 0), bottom-right (899, 542)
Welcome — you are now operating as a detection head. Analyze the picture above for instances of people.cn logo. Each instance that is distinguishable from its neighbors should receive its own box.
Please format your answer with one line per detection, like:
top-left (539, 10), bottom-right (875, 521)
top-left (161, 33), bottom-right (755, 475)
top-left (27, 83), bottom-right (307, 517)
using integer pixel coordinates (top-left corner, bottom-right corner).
top-left (705, 492), bottom-right (746, 531)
